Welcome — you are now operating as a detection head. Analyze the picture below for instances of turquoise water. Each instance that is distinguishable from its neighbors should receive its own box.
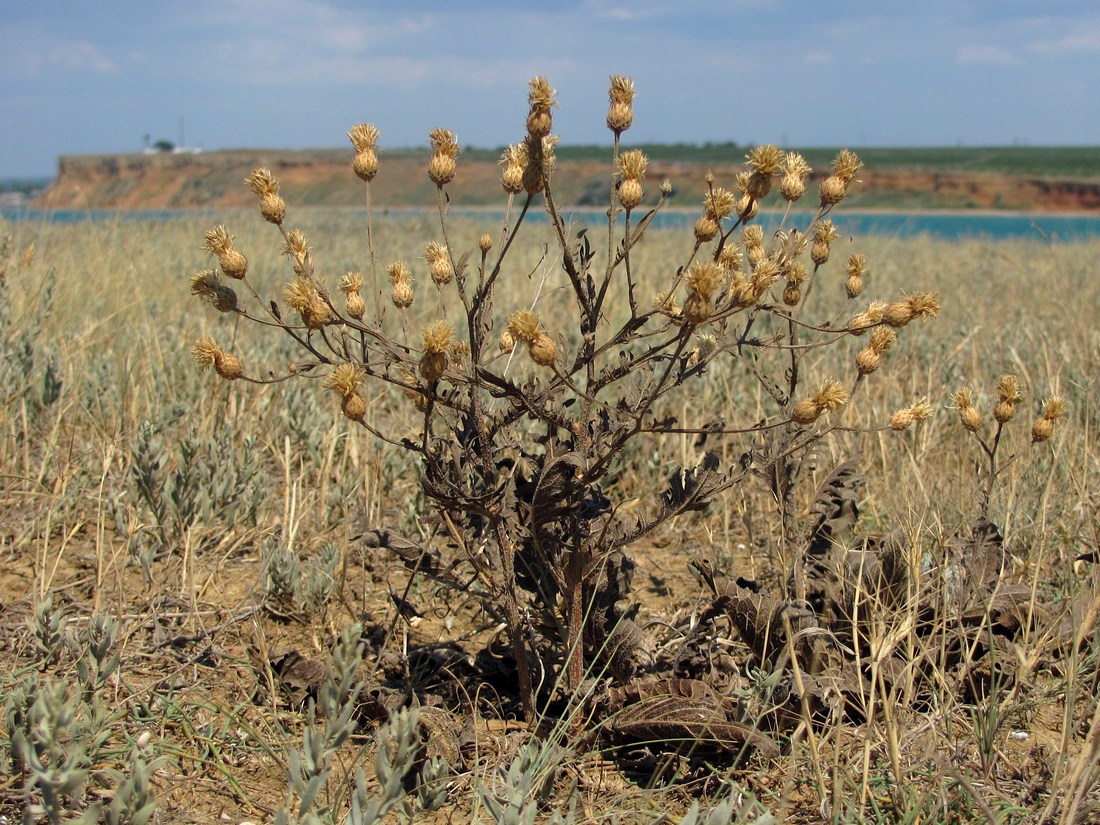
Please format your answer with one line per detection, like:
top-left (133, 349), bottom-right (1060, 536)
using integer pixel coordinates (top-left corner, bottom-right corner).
top-left (3, 204), bottom-right (1098, 242)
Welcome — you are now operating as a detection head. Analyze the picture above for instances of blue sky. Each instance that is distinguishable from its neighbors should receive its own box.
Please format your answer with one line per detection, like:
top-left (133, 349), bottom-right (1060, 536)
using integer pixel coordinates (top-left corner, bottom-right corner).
top-left (3, 1), bottom-right (1099, 178)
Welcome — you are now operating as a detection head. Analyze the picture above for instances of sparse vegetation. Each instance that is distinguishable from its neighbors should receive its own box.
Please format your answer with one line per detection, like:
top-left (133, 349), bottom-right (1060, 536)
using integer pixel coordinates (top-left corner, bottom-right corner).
top-left (1, 76), bottom-right (1098, 824)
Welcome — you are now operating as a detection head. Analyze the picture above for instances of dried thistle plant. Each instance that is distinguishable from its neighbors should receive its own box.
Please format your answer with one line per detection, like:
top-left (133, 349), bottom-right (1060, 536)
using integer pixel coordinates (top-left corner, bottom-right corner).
top-left (186, 74), bottom-right (1066, 736)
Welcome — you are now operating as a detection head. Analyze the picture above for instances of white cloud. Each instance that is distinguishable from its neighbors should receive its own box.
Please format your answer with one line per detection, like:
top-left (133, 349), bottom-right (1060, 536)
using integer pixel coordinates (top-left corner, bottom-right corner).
top-left (1028, 30), bottom-right (1100, 55)
top-left (48, 41), bottom-right (116, 73)
top-left (956, 44), bottom-right (1017, 65)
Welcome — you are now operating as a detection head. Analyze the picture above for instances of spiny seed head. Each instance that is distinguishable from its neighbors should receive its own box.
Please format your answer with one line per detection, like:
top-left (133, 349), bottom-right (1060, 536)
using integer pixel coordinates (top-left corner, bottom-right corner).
top-left (428, 128), bottom-right (460, 158)
top-left (324, 363), bottom-right (365, 399)
top-left (245, 168), bottom-right (279, 197)
top-left (786, 260), bottom-right (808, 286)
top-left (687, 261), bottom-right (723, 300)
top-left (192, 336), bottom-right (221, 368)
top-left (814, 219), bottom-right (840, 243)
top-left (340, 271), bottom-right (365, 294)
top-left (609, 75), bottom-right (636, 105)
top-left (832, 149), bottom-right (863, 183)
top-left (424, 241), bottom-right (453, 285)
top-left (528, 333), bottom-right (557, 367)
top-left (890, 399), bottom-right (933, 431)
top-left (849, 301), bottom-right (887, 333)
top-left (718, 244), bottom-right (743, 274)
top-left (422, 320), bottom-right (453, 355)
top-left (846, 274), bottom-right (863, 299)
top-left (820, 175), bottom-right (847, 205)
top-left (869, 326), bottom-right (897, 354)
top-left (953, 387), bottom-right (982, 432)
top-left (742, 224), bottom-right (764, 248)
top-left (501, 142), bottom-right (528, 169)
top-left (793, 378), bottom-right (849, 424)
top-left (704, 187), bottom-right (737, 220)
top-left (994, 399), bottom-right (1017, 424)
top-left (847, 253), bottom-right (867, 278)
top-left (746, 144), bottom-right (783, 176)
top-left (499, 329), bottom-right (515, 352)
top-left (782, 152), bottom-right (812, 179)
top-left (526, 77), bottom-right (557, 137)
top-left (507, 309), bottom-right (542, 343)
top-left (607, 76), bottom-right (636, 132)
top-left (618, 149), bottom-right (648, 180)
top-left (388, 261), bottom-right (412, 284)
top-left (202, 225), bottom-right (234, 256)
top-left (750, 258), bottom-right (782, 292)
top-left (282, 229), bottom-right (312, 276)
top-left (1041, 395), bottom-right (1067, 421)
top-left (783, 284), bottom-right (802, 306)
top-left (907, 291), bottom-right (941, 320)
top-left (347, 123), bottom-right (381, 153)
top-left (996, 374), bottom-right (1023, 405)
top-left (1031, 416), bottom-right (1055, 443)
top-left (190, 269), bottom-right (220, 301)
top-left (653, 291), bottom-right (680, 317)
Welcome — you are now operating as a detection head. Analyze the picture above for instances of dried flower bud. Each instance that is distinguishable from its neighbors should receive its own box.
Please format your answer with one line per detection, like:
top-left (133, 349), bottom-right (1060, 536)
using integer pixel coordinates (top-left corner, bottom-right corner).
top-left (528, 333), bottom-right (557, 367)
top-left (341, 392), bottom-right (367, 421)
top-left (353, 151), bottom-right (379, 181)
top-left (259, 192), bottom-right (287, 224)
top-left (526, 76), bottom-right (557, 138)
top-left (996, 374), bottom-right (1023, 405)
top-left (479, 233), bottom-right (493, 253)
top-left (848, 302), bottom-right (886, 334)
top-left (192, 336), bottom-right (221, 368)
top-left (618, 178), bottom-right (643, 210)
top-left (846, 273), bottom-right (863, 299)
top-left (745, 171), bottom-right (772, 200)
top-left (428, 153), bottom-right (457, 186)
top-left (736, 194), bottom-right (759, 221)
top-left (618, 149), bottom-right (648, 180)
top-left (694, 214), bottom-right (719, 242)
top-left (419, 350), bottom-right (448, 381)
top-left (783, 284), bottom-right (802, 306)
top-left (819, 175), bottom-right (847, 206)
top-left (214, 351), bottom-right (242, 380)
top-left (884, 301), bottom-right (914, 328)
top-left (953, 387), bottom-right (982, 432)
top-left (704, 188), bottom-right (737, 221)
top-left (660, 179), bottom-right (673, 196)
top-left (499, 329), bottom-right (515, 352)
top-left (994, 399), bottom-right (1017, 424)
top-left (683, 292), bottom-right (713, 325)
top-left (345, 291), bottom-right (366, 319)
top-left (1031, 417), bottom-right (1054, 443)
top-left (324, 363), bottom-right (364, 399)
top-left (856, 347), bottom-right (881, 375)
top-left (717, 244), bottom-right (743, 274)
top-left (1041, 395), bottom-right (1067, 421)
top-left (213, 285), bottom-right (239, 313)
top-left (780, 173), bottom-right (806, 202)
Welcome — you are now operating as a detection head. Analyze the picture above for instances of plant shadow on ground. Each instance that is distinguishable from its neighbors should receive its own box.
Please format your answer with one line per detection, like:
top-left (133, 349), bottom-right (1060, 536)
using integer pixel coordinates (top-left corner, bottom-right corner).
top-left (3, 77), bottom-right (1100, 824)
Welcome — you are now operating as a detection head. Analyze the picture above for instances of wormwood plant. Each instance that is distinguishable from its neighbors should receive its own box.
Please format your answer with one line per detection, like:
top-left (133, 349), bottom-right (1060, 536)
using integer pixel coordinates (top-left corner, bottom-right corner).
top-left (188, 76), bottom-right (1064, 731)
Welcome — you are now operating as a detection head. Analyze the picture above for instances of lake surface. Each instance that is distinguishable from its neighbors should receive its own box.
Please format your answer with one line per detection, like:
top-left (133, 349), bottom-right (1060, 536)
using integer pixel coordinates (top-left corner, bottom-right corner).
top-left (3, 204), bottom-right (1098, 242)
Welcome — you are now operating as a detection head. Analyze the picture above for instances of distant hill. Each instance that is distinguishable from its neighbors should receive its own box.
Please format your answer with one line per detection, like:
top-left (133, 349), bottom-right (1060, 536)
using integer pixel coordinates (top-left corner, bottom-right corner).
top-left (35, 146), bottom-right (1100, 212)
